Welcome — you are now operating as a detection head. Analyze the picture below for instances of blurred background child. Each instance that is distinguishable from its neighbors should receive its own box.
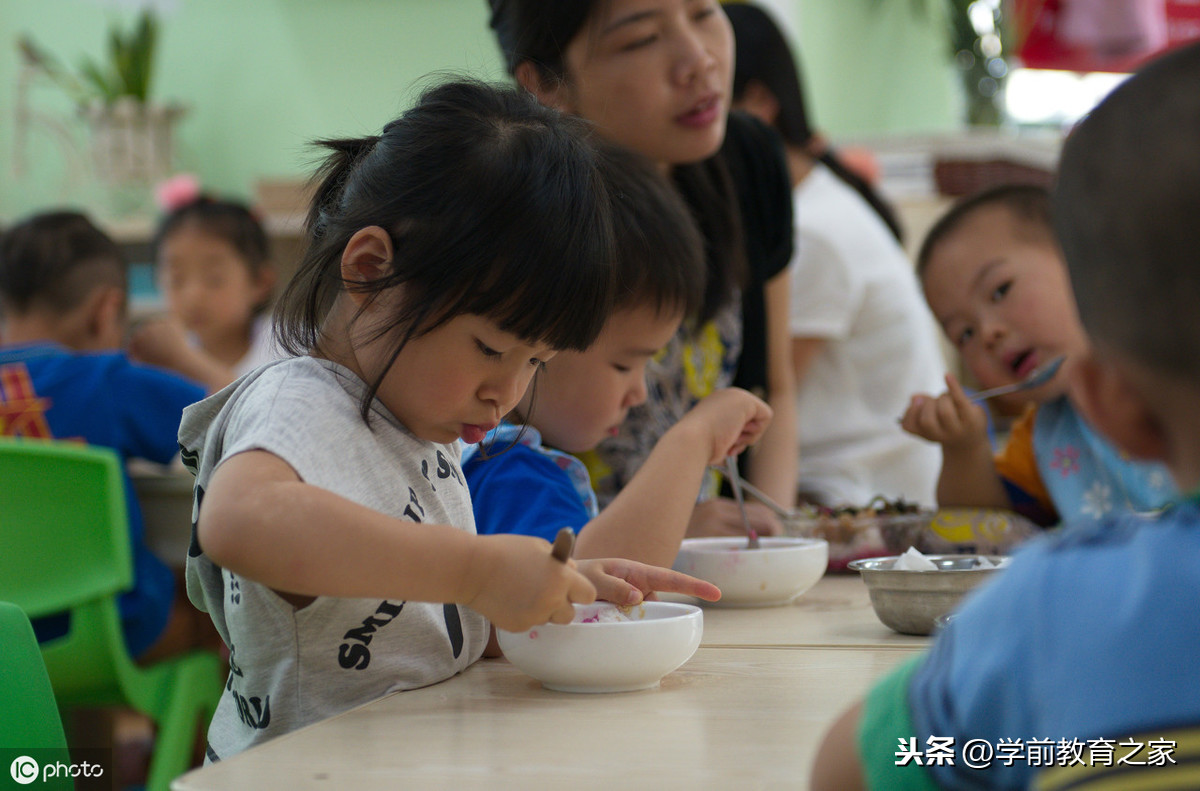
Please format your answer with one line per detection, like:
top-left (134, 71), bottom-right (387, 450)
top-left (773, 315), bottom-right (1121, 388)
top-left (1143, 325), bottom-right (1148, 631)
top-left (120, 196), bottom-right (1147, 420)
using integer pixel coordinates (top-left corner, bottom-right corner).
top-left (727, 2), bottom-right (946, 508)
top-left (181, 80), bottom-right (718, 760)
top-left (0, 209), bottom-right (215, 662)
top-left (814, 41), bottom-right (1200, 791)
top-left (129, 193), bottom-right (281, 390)
top-left (464, 142), bottom-right (772, 569)
top-left (901, 184), bottom-right (1176, 525)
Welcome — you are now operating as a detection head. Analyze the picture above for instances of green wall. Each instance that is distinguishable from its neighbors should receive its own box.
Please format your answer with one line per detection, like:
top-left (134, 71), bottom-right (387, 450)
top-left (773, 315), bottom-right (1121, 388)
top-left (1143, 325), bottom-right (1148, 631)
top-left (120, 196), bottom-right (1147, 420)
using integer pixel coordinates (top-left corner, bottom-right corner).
top-left (0, 0), bottom-right (959, 225)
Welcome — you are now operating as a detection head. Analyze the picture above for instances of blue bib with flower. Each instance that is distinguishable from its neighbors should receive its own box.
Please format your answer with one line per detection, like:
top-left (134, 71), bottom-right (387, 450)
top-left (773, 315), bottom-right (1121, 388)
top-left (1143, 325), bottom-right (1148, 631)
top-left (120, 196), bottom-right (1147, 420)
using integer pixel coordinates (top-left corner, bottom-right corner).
top-left (1033, 397), bottom-right (1176, 520)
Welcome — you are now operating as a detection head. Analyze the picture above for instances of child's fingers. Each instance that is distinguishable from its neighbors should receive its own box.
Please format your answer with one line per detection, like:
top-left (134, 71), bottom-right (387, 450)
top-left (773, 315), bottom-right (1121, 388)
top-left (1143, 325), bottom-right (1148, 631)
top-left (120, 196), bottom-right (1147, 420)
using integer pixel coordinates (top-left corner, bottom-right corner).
top-left (944, 373), bottom-right (973, 408)
top-left (547, 601), bottom-right (578, 625)
top-left (566, 571), bottom-right (596, 606)
top-left (634, 567), bottom-right (722, 602)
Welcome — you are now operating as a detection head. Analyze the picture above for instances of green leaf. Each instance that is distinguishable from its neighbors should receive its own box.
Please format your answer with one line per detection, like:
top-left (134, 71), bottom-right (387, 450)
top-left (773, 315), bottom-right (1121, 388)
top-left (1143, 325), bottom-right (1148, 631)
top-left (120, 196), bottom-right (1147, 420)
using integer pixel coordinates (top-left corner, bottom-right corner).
top-left (79, 56), bottom-right (118, 103)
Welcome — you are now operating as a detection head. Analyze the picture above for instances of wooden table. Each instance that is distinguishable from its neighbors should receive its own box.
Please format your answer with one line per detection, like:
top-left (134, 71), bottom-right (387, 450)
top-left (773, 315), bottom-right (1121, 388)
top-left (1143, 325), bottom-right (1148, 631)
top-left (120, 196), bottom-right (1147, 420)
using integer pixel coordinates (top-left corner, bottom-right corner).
top-left (172, 573), bottom-right (927, 790)
top-left (172, 646), bottom-right (916, 790)
top-left (688, 575), bottom-right (927, 650)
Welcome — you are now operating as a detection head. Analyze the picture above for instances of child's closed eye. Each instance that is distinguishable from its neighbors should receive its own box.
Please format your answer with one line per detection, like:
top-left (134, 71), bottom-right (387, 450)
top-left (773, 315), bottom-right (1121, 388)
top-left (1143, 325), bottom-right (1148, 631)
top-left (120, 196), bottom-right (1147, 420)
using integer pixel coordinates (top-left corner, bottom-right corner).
top-left (476, 340), bottom-right (502, 359)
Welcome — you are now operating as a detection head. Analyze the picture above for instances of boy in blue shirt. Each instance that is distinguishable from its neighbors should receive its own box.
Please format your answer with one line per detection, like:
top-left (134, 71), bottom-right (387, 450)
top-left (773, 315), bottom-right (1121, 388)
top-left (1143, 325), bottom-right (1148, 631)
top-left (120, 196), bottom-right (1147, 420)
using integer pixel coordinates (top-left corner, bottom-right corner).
top-left (812, 42), bottom-right (1200, 790)
top-left (464, 143), bottom-right (774, 569)
top-left (0, 210), bottom-right (212, 660)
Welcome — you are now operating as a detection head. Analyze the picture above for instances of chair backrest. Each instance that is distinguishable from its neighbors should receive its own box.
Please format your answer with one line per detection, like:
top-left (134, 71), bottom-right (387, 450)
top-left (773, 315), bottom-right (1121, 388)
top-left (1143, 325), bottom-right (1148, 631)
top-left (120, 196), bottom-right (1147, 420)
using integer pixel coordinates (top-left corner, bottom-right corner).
top-left (0, 438), bottom-right (133, 618)
top-left (0, 600), bottom-right (69, 750)
top-left (0, 438), bottom-right (136, 700)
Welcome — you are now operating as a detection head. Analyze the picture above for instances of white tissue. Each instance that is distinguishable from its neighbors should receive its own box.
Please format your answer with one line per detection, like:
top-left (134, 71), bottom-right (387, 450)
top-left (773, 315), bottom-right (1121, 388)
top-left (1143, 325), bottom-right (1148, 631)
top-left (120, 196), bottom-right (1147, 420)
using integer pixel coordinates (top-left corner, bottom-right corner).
top-left (893, 546), bottom-right (939, 571)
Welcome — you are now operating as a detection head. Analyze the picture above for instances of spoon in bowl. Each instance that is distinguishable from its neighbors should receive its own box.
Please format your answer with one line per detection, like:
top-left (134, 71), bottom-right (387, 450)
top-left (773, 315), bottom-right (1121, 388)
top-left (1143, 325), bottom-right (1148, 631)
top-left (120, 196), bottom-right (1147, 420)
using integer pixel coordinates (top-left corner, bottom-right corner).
top-left (969, 355), bottom-right (1066, 404)
top-left (724, 455), bottom-right (760, 550)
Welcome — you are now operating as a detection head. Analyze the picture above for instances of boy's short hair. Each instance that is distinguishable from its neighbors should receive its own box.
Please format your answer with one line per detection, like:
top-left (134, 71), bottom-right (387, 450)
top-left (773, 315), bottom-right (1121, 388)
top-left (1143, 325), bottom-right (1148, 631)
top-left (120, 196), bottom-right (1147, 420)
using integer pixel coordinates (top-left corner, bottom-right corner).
top-left (0, 211), bottom-right (126, 316)
top-left (1054, 43), bottom-right (1200, 380)
top-left (915, 184), bottom-right (1054, 279)
top-left (596, 141), bottom-right (706, 321)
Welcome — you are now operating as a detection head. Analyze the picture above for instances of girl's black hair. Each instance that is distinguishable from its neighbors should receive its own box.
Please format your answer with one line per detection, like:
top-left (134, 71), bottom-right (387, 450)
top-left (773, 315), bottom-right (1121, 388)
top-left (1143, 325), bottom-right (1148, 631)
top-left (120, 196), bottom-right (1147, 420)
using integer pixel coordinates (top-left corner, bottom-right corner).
top-left (598, 141), bottom-right (705, 322)
top-left (154, 196), bottom-right (272, 313)
top-left (0, 210), bottom-right (126, 316)
top-left (488, 0), bottom-right (744, 326)
top-left (275, 78), bottom-right (616, 420)
top-left (725, 2), bottom-right (905, 244)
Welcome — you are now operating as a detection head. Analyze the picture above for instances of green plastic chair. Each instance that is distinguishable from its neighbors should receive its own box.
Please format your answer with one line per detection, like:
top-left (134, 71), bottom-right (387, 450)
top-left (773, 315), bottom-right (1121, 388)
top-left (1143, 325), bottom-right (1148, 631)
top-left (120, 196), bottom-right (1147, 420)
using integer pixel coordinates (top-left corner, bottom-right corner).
top-left (0, 599), bottom-right (73, 790)
top-left (0, 438), bottom-right (224, 791)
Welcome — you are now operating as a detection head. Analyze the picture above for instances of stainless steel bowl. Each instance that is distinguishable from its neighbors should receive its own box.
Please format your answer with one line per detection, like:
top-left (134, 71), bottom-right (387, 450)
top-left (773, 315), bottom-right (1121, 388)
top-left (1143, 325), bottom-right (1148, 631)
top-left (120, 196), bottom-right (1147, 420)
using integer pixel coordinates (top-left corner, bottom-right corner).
top-left (847, 554), bottom-right (1006, 635)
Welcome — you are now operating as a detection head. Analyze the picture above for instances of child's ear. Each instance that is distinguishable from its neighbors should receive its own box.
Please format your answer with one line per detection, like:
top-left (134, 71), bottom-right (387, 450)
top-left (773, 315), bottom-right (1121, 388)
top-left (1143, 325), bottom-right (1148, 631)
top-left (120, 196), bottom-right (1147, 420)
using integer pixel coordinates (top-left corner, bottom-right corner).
top-left (77, 285), bottom-right (126, 351)
top-left (514, 61), bottom-right (571, 112)
top-left (340, 226), bottom-right (395, 309)
top-left (253, 265), bottom-right (277, 306)
top-left (1069, 351), bottom-right (1168, 461)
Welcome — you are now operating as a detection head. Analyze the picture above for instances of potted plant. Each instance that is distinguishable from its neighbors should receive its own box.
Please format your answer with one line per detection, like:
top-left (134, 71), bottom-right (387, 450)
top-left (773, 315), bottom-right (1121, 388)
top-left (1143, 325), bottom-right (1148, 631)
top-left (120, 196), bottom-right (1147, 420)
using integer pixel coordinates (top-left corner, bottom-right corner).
top-left (18, 9), bottom-right (185, 186)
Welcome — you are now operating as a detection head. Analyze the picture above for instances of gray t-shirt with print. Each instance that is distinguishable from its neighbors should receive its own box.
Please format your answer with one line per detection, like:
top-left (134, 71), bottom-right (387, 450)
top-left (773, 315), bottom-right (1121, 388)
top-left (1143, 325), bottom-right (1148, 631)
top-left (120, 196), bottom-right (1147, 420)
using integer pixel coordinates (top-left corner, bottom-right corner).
top-left (179, 356), bottom-right (487, 761)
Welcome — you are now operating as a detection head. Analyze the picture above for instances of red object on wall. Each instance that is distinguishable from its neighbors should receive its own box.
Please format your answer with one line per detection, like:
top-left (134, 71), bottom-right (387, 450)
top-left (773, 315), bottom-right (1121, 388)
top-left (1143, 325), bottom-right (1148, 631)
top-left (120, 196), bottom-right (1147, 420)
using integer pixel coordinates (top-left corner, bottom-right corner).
top-left (1013, 0), bottom-right (1200, 72)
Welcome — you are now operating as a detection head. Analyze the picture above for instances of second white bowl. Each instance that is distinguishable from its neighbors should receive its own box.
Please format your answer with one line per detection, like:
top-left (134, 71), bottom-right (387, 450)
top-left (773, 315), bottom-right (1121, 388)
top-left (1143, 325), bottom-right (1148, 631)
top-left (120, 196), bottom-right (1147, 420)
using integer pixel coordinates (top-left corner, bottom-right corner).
top-left (672, 536), bottom-right (829, 607)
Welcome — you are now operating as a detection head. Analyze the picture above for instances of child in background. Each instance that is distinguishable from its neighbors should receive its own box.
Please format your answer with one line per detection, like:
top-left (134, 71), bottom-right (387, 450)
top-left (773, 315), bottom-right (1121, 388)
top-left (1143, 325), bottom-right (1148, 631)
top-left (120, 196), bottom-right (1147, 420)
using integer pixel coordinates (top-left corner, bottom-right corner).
top-left (180, 80), bottom-right (719, 760)
top-left (129, 194), bottom-right (281, 390)
top-left (900, 185), bottom-right (1175, 525)
top-left (813, 41), bottom-right (1200, 791)
top-left (464, 142), bottom-right (772, 569)
top-left (0, 210), bottom-right (213, 661)
top-left (727, 3), bottom-right (947, 508)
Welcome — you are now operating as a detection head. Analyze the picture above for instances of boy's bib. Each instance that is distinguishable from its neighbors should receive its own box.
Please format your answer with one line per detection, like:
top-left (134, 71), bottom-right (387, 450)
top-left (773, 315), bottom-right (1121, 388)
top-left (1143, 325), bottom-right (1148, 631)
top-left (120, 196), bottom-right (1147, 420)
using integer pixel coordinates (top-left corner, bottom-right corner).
top-left (1033, 397), bottom-right (1176, 519)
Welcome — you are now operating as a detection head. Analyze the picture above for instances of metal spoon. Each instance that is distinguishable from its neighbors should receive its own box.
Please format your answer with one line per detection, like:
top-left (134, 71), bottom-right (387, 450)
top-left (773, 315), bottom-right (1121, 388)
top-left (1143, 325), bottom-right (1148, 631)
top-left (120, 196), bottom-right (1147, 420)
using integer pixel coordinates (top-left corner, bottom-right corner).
top-left (733, 478), bottom-right (794, 522)
top-left (969, 355), bottom-right (1066, 403)
top-left (724, 455), bottom-right (760, 549)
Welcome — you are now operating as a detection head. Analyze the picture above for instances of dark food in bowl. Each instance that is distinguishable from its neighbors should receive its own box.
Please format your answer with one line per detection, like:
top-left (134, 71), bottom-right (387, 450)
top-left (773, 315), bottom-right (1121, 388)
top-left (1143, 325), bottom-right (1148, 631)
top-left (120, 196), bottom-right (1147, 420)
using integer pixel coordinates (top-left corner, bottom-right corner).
top-left (786, 496), bottom-right (932, 572)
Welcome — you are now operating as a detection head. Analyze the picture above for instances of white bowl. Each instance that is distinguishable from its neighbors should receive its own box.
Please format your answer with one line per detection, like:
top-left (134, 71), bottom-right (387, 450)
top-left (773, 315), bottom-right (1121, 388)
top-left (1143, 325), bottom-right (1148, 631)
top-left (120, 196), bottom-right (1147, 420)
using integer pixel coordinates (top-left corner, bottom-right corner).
top-left (497, 601), bottom-right (703, 693)
top-left (672, 536), bottom-right (829, 607)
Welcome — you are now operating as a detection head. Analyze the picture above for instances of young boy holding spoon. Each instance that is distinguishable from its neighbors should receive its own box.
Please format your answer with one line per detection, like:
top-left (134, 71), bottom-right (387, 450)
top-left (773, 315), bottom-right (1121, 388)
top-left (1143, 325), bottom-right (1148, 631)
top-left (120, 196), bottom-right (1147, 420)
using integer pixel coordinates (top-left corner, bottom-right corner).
top-left (900, 184), bottom-right (1175, 525)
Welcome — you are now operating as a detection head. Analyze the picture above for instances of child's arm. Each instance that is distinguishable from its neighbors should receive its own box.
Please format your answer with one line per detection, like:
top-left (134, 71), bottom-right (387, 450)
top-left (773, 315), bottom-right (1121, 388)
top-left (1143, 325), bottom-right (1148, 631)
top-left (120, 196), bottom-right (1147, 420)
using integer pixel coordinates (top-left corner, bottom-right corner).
top-left (811, 702), bottom-right (867, 791)
top-left (128, 316), bottom-right (236, 393)
top-left (901, 374), bottom-right (1011, 510)
top-left (574, 387), bottom-right (772, 568)
top-left (200, 449), bottom-right (596, 632)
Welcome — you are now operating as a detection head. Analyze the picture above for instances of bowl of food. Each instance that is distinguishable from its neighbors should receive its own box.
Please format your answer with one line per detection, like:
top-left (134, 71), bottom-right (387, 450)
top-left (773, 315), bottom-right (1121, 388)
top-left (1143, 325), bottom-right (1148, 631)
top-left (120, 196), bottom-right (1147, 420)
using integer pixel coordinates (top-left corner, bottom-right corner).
top-left (784, 497), bottom-right (933, 572)
top-left (496, 601), bottom-right (703, 693)
top-left (848, 552), bottom-right (1007, 635)
top-left (671, 536), bottom-right (828, 607)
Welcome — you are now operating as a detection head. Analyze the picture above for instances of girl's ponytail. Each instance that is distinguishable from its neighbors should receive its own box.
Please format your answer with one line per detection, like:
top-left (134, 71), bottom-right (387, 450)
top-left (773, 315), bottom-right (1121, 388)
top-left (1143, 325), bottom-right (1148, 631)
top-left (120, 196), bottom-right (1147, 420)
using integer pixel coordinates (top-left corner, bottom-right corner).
top-left (305, 135), bottom-right (382, 238)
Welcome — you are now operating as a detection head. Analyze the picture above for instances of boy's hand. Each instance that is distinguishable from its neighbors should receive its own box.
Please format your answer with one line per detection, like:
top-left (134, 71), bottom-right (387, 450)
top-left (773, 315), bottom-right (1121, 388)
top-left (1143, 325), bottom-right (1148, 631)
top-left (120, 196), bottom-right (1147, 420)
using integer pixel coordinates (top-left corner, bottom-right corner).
top-left (680, 387), bottom-right (773, 463)
top-left (576, 557), bottom-right (721, 605)
top-left (460, 534), bottom-right (596, 632)
top-left (900, 374), bottom-right (991, 452)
